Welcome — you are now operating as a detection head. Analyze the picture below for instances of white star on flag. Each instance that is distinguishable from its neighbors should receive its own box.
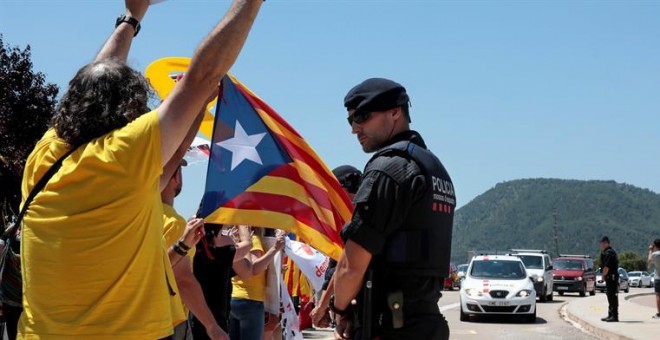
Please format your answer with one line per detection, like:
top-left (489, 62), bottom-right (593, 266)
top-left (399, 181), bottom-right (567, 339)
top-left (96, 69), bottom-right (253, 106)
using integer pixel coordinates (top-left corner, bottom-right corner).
top-left (217, 121), bottom-right (267, 171)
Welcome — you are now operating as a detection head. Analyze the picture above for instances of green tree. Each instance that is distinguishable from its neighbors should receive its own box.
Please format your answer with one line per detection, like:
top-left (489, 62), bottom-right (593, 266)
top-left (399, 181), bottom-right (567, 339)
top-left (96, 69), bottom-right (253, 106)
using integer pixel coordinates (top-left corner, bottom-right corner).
top-left (619, 251), bottom-right (647, 272)
top-left (0, 35), bottom-right (58, 228)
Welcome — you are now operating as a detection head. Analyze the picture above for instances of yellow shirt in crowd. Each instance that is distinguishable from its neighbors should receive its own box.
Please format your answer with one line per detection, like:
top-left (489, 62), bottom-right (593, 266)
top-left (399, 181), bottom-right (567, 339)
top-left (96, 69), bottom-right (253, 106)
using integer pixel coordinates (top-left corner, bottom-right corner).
top-left (162, 203), bottom-right (196, 318)
top-left (231, 235), bottom-right (267, 302)
top-left (19, 110), bottom-right (182, 339)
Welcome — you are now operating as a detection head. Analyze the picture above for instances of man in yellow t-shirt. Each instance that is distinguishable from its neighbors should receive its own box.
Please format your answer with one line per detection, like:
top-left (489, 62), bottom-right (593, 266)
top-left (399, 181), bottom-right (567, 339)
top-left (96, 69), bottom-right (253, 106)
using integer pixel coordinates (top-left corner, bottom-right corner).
top-left (161, 161), bottom-right (226, 339)
top-left (18, 0), bottom-right (265, 338)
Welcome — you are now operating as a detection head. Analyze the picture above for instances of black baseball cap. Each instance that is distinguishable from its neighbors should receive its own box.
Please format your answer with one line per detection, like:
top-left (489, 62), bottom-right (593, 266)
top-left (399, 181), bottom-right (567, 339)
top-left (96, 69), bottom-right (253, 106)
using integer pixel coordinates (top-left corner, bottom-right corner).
top-left (344, 78), bottom-right (410, 114)
top-left (600, 236), bottom-right (610, 243)
top-left (332, 165), bottom-right (362, 194)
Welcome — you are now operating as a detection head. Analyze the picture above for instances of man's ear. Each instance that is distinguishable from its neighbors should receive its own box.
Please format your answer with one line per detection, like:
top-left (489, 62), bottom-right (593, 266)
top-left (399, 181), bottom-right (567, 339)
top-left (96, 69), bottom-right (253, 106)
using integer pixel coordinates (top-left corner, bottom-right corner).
top-left (391, 107), bottom-right (402, 119)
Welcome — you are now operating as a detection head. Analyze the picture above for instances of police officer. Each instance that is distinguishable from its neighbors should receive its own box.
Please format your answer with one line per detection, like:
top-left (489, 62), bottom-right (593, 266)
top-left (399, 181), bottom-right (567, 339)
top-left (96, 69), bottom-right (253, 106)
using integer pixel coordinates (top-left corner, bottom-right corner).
top-left (599, 236), bottom-right (619, 322)
top-left (331, 78), bottom-right (455, 340)
top-left (311, 165), bottom-right (363, 328)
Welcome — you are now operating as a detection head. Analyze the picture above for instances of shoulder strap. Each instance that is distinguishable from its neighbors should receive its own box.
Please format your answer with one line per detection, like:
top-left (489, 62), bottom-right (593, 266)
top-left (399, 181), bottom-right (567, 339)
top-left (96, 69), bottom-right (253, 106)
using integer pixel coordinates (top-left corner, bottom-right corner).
top-left (3, 148), bottom-right (77, 239)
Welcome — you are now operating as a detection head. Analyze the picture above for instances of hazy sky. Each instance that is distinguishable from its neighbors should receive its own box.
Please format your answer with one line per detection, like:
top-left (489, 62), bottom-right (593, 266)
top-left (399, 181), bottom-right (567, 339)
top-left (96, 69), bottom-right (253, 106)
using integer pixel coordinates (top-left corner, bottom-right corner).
top-left (2, 0), bottom-right (658, 218)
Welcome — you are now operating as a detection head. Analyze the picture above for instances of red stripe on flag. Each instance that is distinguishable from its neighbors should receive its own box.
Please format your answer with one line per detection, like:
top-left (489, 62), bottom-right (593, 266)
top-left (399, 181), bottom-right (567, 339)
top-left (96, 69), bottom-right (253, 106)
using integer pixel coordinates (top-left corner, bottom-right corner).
top-left (268, 164), bottom-right (335, 212)
top-left (274, 136), bottom-right (353, 210)
top-left (234, 83), bottom-right (353, 212)
top-left (224, 191), bottom-right (344, 245)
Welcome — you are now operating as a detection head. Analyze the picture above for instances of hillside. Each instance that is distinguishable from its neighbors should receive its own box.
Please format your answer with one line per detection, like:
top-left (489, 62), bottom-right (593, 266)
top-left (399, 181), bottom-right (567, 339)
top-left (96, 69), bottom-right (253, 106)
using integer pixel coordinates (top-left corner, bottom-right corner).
top-left (451, 179), bottom-right (660, 264)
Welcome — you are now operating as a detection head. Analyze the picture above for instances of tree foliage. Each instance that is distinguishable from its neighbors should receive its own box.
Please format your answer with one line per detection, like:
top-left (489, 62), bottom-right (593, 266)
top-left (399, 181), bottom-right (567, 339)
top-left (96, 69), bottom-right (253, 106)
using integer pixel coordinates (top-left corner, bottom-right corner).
top-left (618, 252), bottom-right (648, 272)
top-left (0, 35), bottom-right (59, 226)
top-left (452, 178), bottom-right (660, 266)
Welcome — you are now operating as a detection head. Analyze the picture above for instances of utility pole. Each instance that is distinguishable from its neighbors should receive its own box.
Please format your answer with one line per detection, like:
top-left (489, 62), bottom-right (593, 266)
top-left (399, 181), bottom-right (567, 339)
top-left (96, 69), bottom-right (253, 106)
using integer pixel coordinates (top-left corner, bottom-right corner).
top-left (553, 207), bottom-right (560, 256)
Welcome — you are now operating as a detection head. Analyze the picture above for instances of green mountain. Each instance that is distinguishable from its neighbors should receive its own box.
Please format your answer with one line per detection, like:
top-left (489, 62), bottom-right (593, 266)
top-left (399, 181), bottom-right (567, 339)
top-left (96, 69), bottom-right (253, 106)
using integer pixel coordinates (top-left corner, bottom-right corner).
top-left (451, 179), bottom-right (660, 264)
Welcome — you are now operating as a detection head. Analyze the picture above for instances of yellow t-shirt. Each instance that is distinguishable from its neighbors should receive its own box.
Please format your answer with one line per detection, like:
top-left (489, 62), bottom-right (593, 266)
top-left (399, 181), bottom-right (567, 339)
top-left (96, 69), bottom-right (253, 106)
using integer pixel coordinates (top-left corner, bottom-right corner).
top-left (19, 110), bottom-right (181, 339)
top-left (162, 204), bottom-right (196, 318)
top-left (231, 235), bottom-right (267, 302)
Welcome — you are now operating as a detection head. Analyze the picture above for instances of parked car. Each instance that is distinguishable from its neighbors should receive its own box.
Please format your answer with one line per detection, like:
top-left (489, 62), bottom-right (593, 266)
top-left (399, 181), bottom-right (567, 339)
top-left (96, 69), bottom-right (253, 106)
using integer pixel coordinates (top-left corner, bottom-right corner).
top-left (628, 271), bottom-right (653, 288)
top-left (508, 249), bottom-right (554, 302)
top-left (459, 255), bottom-right (536, 323)
top-left (552, 255), bottom-right (596, 297)
top-left (444, 263), bottom-right (460, 290)
top-left (596, 268), bottom-right (630, 293)
top-left (644, 272), bottom-right (655, 287)
top-left (457, 264), bottom-right (469, 280)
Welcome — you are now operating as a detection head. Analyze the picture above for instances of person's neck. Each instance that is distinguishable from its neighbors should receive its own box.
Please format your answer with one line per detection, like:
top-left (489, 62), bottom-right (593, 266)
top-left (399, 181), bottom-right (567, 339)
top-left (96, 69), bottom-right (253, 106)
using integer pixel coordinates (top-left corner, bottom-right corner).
top-left (161, 190), bottom-right (175, 206)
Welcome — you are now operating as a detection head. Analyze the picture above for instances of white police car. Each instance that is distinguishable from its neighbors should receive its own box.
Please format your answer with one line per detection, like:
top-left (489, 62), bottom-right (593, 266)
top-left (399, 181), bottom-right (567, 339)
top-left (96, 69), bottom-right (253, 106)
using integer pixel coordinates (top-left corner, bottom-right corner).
top-left (459, 255), bottom-right (537, 323)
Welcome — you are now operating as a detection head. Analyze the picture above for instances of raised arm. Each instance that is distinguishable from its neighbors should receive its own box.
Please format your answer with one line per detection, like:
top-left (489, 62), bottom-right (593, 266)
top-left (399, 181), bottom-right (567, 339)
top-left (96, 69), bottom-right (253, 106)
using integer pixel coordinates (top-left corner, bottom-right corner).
top-left (158, 0), bottom-right (264, 166)
top-left (249, 233), bottom-right (284, 275)
top-left (95, 0), bottom-right (149, 62)
top-left (160, 106), bottom-right (205, 190)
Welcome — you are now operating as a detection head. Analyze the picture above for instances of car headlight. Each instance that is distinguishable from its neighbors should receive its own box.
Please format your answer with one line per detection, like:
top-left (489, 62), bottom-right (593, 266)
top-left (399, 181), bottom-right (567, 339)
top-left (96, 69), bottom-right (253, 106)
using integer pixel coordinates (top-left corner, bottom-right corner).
top-left (516, 289), bottom-right (533, 298)
top-left (536, 277), bottom-right (544, 282)
top-left (465, 288), bottom-right (483, 297)
top-left (577, 276), bottom-right (583, 281)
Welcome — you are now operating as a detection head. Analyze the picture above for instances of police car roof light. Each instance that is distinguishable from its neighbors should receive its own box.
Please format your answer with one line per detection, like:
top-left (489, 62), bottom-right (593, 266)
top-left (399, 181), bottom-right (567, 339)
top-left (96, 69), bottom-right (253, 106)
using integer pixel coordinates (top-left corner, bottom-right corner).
top-left (510, 249), bottom-right (547, 254)
top-left (558, 254), bottom-right (591, 258)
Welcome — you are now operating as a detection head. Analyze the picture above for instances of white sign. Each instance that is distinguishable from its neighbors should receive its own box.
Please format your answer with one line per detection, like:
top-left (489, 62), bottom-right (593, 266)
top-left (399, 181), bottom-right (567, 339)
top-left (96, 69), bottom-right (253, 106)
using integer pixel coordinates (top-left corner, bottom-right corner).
top-left (284, 238), bottom-right (329, 292)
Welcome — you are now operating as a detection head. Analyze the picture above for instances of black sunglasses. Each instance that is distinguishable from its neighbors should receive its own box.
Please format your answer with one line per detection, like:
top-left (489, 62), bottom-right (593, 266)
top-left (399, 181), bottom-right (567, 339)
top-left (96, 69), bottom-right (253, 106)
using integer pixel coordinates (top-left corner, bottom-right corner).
top-left (347, 110), bottom-right (372, 126)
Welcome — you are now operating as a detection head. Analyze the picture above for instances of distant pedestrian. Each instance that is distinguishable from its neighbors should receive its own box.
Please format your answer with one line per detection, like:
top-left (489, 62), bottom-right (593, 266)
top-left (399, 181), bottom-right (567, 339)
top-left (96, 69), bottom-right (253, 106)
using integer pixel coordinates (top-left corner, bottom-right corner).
top-left (647, 238), bottom-right (660, 319)
top-left (599, 236), bottom-right (619, 322)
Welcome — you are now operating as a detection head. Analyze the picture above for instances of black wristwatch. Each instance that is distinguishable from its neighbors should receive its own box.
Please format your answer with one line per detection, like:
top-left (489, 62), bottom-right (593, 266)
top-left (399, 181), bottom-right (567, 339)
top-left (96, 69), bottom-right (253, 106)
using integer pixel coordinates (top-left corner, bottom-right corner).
top-left (329, 295), bottom-right (350, 316)
top-left (115, 14), bottom-right (141, 37)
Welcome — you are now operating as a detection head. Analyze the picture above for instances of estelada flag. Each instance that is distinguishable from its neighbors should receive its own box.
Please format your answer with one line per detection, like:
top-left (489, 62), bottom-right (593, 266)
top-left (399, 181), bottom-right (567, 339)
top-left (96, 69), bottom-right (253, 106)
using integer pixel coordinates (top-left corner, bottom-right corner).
top-left (199, 75), bottom-right (351, 260)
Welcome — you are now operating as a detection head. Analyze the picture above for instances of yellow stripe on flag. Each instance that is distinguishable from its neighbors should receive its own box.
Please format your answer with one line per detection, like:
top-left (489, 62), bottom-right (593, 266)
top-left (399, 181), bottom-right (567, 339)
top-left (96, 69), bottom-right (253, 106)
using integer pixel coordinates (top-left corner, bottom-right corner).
top-left (205, 207), bottom-right (343, 260)
top-left (245, 176), bottom-right (336, 229)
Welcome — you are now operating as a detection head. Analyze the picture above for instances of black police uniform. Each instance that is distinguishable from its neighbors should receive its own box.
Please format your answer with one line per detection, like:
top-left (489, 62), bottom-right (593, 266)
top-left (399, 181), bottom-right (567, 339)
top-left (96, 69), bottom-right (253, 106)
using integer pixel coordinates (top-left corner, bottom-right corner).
top-left (342, 130), bottom-right (455, 340)
top-left (600, 246), bottom-right (619, 321)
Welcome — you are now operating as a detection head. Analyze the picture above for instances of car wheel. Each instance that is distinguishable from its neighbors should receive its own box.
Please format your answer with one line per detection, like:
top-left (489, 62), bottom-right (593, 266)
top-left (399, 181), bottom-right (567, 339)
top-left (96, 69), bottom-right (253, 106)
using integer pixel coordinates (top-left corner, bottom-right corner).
top-left (579, 284), bottom-right (586, 297)
top-left (624, 285), bottom-right (629, 293)
top-left (540, 287), bottom-right (547, 302)
top-left (460, 306), bottom-right (469, 322)
top-left (558, 291), bottom-right (564, 296)
top-left (547, 291), bottom-right (554, 301)
top-left (525, 309), bottom-right (537, 323)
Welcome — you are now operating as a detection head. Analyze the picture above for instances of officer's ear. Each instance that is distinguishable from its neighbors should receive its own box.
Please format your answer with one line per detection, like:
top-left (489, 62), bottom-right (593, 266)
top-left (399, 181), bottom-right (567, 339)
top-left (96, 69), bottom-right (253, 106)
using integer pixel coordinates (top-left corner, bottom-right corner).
top-left (390, 107), bottom-right (403, 120)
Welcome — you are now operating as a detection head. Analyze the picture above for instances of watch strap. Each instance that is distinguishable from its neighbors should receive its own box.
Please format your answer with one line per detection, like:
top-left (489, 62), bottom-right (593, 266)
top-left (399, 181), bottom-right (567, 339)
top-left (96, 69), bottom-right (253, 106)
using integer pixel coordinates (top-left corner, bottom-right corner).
top-left (329, 295), bottom-right (351, 316)
top-left (115, 14), bottom-right (141, 37)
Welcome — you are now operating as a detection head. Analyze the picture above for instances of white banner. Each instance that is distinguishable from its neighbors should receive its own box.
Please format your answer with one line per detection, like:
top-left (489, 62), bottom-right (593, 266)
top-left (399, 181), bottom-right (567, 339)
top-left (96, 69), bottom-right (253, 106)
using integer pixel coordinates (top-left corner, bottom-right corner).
top-left (284, 238), bottom-right (330, 292)
top-left (280, 276), bottom-right (303, 340)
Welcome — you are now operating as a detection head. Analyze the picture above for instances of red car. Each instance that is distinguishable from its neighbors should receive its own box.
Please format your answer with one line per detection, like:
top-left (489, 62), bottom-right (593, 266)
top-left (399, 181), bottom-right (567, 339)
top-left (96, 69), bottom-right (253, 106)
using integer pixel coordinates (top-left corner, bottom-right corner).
top-left (443, 263), bottom-right (460, 290)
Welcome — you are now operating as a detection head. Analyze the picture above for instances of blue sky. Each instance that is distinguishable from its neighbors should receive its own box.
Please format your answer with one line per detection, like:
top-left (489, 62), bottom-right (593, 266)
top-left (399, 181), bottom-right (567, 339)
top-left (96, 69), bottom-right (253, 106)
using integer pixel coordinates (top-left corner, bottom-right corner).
top-left (2, 0), bottom-right (659, 218)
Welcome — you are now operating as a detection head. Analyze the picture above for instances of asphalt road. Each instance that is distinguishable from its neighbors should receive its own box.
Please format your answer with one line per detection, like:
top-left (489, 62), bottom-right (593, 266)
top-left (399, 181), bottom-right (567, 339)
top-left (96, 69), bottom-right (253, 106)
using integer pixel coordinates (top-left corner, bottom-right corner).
top-left (304, 288), bottom-right (602, 340)
top-left (439, 289), bottom-right (597, 340)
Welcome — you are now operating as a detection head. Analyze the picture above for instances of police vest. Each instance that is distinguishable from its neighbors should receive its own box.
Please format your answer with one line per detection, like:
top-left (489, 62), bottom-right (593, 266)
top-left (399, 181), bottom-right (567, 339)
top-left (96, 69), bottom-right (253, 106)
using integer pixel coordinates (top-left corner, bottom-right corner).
top-left (368, 140), bottom-right (455, 278)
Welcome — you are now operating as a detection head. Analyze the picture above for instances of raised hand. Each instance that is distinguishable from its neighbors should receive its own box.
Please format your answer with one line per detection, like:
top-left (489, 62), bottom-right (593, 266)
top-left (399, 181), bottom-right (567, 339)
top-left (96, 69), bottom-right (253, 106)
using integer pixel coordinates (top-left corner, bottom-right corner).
top-left (181, 218), bottom-right (205, 248)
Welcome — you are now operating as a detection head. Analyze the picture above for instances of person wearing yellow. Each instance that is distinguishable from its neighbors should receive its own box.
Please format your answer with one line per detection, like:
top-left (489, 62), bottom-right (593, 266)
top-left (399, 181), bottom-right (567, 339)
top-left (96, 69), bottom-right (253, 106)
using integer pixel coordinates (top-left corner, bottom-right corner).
top-left (230, 228), bottom-right (285, 340)
top-left (18, 0), bottom-right (266, 338)
top-left (161, 160), bottom-right (227, 340)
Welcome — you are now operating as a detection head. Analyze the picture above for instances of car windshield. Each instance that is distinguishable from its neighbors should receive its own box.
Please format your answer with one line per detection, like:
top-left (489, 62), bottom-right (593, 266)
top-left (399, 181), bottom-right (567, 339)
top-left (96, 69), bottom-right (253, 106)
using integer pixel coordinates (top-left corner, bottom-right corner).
top-left (470, 260), bottom-right (526, 280)
top-left (628, 272), bottom-right (641, 277)
top-left (517, 255), bottom-right (543, 269)
top-left (554, 260), bottom-right (583, 270)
